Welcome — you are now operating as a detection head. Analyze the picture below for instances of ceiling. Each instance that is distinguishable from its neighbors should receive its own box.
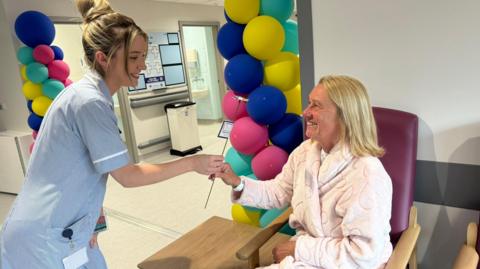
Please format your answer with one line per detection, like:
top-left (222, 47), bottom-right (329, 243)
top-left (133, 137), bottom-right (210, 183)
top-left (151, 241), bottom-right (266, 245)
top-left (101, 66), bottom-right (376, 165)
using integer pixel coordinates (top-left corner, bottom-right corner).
top-left (150, 0), bottom-right (225, 7)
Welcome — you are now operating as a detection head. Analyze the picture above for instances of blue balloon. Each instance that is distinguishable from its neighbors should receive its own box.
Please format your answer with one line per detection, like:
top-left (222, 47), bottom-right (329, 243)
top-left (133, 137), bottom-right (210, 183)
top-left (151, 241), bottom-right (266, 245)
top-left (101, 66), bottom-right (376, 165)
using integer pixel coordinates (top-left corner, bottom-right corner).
top-left (217, 22), bottom-right (246, 60)
top-left (224, 10), bottom-right (233, 23)
top-left (27, 100), bottom-right (33, 113)
top-left (17, 46), bottom-right (34, 65)
top-left (51, 45), bottom-right (64, 60)
top-left (224, 54), bottom-right (263, 94)
top-left (268, 113), bottom-right (304, 153)
top-left (282, 20), bottom-right (299, 54)
top-left (247, 86), bottom-right (286, 125)
top-left (260, 0), bottom-right (294, 22)
top-left (225, 147), bottom-right (253, 176)
top-left (27, 113), bottom-right (43, 131)
top-left (15, 11), bottom-right (55, 47)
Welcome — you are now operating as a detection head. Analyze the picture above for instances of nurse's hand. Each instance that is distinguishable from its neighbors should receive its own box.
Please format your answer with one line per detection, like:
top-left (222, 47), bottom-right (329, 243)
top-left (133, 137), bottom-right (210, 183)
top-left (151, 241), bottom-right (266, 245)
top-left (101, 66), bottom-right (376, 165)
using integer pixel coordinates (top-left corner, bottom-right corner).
top-left (190, 154), bottom-right (224, 175)
top-left (89, 233), bottom-right (98, 248)
top-left (214, 163), bottom-right (241, 187)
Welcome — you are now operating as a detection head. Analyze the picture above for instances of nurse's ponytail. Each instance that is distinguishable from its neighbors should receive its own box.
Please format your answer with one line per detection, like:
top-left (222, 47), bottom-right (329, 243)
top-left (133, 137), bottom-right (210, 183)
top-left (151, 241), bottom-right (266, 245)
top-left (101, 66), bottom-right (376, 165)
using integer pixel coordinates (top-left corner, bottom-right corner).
top-left (75, 0), bottom-right (147, 77)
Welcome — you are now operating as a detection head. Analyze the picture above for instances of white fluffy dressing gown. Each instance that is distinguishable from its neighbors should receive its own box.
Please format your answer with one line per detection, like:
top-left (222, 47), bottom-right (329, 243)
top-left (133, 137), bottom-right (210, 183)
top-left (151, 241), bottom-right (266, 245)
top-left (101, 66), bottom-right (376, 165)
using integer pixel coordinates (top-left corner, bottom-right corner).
top-left (233, 140), bottom-right (393, 269)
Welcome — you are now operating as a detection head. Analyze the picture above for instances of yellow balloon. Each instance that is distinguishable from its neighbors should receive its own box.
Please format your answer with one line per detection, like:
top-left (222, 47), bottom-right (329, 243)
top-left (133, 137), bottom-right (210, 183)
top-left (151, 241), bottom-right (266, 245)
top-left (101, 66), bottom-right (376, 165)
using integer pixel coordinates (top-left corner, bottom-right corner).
top-left (20, 65), bottom-right (28, 81)
top-left (32, 95), bottom-right (52, 117)
top-left (22, 81), bottom-right (42, 100)
top-left (243, 16), bottom-right (285, 61)
top-left (264, 52), bottom-right (300, 91)
top-left (284, 84), bottom-right (303, 115)
top-left (231, 204), bottom-right (261, 226)
top-left (225, 0), bottom-right (259, 24)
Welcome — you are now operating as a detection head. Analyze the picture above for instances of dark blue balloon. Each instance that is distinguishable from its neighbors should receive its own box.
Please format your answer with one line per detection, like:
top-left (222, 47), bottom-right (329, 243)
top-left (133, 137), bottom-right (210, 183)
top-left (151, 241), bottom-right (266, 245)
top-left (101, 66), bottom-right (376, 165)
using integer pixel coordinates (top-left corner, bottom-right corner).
top-left (15, 11), bottom-right (55, 47)
top-left (268, 113), bottom-right (304, 153)
top-left (27, 100), bottom-right (33, 113)
top-left (217, 22), bottom-right (246, 60)
top-left (224, 54), bottom-right (263, 94)
top-left (224, 10), bottom-right (233, 23)
top-left (247, 85), bottom-right (286, 125)
top-left (27, 113), bottom-right (43, 131)
top-left (51, 45), bottom-right (64, 60)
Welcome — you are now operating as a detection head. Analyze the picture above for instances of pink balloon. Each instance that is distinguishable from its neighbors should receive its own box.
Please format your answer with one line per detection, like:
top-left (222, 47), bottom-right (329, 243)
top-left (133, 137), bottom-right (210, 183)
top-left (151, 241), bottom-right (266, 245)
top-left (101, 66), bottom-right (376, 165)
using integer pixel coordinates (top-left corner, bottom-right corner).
top-left (32, 130), bottom-right (38, 140)
top-left (252, 146), bottom-right (289, 180)
top-left (33, 44), bottom-right (55, 65)
top-left (63, 78), bottom-right (73, 87)
top-left (48, 60), bottom-right (70, 81)
top-left (230, 117), bottom-right (268, 155)
top-left (29, 142), bottom-right (35, 154)
top-left (222, 90), bottom-right (248, 121)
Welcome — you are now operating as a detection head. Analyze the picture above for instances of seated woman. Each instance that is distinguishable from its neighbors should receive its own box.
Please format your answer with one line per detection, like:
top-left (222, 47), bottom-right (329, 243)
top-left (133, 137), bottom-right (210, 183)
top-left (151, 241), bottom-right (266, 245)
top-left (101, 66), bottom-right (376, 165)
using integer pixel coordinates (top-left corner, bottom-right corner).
top-left (215, 75), bottom-right (393, 269)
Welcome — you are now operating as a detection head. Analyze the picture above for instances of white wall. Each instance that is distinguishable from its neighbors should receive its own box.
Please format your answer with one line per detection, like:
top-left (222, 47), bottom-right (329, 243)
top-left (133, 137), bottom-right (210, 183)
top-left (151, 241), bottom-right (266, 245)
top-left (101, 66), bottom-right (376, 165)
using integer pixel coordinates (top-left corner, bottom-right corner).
top-left (312, 0), bottom-right (480, 166)
top-left (311, 0), bottom-right (480, 267)
top-left (0, 0), bottom-right (225, 133)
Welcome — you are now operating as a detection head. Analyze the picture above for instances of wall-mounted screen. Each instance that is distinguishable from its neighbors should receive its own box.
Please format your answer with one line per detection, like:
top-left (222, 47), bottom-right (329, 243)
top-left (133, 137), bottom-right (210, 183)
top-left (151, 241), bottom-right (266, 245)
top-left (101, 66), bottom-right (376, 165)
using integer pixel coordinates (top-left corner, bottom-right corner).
top-left (163, 65), bottom-right (185, 86)
top-left (159, 44), bottom-right (182, 65)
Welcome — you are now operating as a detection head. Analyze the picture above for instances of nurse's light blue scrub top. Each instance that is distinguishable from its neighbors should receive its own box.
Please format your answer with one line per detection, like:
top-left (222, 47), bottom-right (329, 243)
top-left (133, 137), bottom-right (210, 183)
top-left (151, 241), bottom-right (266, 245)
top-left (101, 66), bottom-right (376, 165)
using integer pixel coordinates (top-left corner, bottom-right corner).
top-left (0, 71), bottom-right (130, 269)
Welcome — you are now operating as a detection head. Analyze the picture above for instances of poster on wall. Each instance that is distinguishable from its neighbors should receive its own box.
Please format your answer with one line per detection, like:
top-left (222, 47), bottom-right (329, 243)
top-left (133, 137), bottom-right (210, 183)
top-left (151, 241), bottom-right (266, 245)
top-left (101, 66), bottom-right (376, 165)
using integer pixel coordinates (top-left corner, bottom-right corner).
top-left (129, 32), bottom-right (186, 94)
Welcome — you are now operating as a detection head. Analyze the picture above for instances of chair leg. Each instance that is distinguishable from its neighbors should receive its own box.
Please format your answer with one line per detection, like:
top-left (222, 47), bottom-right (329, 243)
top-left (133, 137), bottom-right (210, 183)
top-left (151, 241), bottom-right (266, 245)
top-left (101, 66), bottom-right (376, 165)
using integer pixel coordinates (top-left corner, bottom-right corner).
top-left (408, 246), bottom-right (417, 269)
top-left (247, 250), bottom-right (260, 269)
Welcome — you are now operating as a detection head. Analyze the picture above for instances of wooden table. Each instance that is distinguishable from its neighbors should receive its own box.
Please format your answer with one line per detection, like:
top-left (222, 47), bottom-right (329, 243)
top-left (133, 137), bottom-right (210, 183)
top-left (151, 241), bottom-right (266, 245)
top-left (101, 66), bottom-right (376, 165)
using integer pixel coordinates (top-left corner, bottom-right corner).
top-left (138, 216), bottom-right (291, 269)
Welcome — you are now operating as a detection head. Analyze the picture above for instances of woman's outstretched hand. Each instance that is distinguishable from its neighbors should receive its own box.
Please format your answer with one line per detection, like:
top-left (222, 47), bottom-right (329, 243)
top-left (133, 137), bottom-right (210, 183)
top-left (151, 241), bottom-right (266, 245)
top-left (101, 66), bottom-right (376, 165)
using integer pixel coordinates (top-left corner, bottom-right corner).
top-left (191, 154), bottom-right (224, 175)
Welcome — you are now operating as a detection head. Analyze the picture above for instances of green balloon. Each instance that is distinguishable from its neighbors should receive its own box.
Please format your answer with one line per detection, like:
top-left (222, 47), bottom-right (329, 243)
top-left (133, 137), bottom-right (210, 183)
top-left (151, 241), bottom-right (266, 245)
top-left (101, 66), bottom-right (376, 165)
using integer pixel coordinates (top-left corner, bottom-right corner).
top-left (17, 46), bottom-right (34, 65)
top-left (282, 20), bottom-right (298, 54)
top-left (225, 147), bottom-right (253, 176)
top-left (26, 62), bottom-right (48, 83)
top-left (260, 0), bottom-right (294, 22)
top-left (42, 79), bottom-right (65, 99)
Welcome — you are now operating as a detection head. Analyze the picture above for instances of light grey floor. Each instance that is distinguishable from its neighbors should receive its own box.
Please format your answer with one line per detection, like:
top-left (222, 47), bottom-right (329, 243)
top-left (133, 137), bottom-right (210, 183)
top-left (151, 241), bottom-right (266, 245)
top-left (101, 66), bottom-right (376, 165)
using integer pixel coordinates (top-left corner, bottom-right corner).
top-left (0, 121), bottom-right (234, 269)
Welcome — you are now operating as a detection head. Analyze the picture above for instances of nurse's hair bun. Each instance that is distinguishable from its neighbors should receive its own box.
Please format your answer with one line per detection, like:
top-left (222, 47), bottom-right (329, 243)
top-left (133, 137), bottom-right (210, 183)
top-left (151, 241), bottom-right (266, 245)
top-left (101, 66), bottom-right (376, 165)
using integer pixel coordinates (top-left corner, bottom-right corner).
top-left (75, 0), bottom-right (114, 24)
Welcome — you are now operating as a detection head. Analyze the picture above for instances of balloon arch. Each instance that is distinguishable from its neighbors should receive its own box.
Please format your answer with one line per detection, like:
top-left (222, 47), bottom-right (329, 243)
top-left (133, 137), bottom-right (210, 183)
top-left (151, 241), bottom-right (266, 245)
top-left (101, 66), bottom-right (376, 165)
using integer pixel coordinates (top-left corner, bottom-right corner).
top-left (219, 0), bottom-right (303, 232)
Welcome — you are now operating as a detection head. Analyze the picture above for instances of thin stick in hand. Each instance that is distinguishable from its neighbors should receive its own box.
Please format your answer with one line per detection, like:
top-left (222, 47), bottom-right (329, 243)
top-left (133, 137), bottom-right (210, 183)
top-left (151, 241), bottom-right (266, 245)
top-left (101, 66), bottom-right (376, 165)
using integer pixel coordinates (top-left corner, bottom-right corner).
top-left (204, 138), bottom-right (229, 209)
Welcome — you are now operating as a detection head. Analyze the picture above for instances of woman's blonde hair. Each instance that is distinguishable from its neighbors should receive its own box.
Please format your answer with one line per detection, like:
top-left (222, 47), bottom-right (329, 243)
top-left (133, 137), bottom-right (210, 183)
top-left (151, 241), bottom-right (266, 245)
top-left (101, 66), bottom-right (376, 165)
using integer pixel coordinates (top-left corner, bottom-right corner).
top-left (319, 75), bottom-right (384, 157)
top-left (75, 0), bottom-right (147, 77)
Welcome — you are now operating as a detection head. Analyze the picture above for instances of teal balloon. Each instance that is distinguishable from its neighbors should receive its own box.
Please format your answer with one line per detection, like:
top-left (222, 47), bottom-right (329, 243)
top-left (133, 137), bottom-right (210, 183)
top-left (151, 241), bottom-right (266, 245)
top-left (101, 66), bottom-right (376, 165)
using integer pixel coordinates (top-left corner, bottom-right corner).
top-left (225, 147), bottom-right (253, 176)
top-left (260, 0), bottom-right (294, 22)
top-left (26, 62), bottom-right (48, 83)
top-left (259, 207), bottom-right (289, 228)
top-left (279, 222), bottom-right (296, 236)
top-left (17, 46), bottom-right (34, 65)
top-left (42, 79), bottom-right (64, 99)
top-left (282, 20), bottom-right (298, 54)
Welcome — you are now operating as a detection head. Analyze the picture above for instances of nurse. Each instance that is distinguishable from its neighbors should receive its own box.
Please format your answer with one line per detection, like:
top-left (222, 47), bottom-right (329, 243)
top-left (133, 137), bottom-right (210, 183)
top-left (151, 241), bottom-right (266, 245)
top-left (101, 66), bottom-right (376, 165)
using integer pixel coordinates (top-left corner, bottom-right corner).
top-left (0, 0), bottom-right (223, 268)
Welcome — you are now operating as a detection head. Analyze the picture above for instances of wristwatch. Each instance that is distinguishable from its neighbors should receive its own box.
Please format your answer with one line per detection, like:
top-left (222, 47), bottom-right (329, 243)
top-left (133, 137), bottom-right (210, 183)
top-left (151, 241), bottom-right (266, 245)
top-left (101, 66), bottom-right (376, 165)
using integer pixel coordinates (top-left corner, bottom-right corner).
top-left (232, 177), bottom-right (245, 192)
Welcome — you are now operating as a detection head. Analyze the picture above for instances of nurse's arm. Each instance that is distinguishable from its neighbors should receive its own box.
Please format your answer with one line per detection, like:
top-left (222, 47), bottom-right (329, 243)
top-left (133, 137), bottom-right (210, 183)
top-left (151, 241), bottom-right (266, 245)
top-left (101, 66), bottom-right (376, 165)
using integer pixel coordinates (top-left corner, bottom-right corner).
top-left (110, 154), bottom-right (224, 188)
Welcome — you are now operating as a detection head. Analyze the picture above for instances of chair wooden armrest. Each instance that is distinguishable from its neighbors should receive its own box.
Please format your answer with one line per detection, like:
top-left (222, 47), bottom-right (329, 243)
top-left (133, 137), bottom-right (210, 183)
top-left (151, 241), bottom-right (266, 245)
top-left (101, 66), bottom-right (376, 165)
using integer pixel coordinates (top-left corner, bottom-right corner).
top-left (385, 206), bottom-right (421, 269)
top-left (236, 207), bottom-right (293, 268)
top-left (452, 222), bottom-right (479, 269)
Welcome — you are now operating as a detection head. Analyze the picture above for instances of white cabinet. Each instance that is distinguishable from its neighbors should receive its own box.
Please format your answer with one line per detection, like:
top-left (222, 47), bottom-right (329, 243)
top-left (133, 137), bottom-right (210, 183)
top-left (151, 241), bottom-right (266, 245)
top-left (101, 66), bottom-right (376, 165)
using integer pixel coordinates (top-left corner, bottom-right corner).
top-left (0, 131), bottom-right (32, 194)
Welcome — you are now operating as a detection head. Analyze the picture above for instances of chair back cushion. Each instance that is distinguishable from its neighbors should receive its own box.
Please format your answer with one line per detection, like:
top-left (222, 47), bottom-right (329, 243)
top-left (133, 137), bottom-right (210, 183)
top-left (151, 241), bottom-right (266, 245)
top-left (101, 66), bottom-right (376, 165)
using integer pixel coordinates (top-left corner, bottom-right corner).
top-left (373, 107), bottom-right (418, 244)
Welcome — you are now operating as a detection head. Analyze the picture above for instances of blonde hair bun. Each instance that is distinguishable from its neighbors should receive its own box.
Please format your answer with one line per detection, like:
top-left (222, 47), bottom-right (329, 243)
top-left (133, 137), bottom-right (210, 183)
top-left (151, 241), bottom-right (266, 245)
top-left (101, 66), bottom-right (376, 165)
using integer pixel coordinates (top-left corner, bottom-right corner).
top-left (75, 0), bottom-right (114, 23)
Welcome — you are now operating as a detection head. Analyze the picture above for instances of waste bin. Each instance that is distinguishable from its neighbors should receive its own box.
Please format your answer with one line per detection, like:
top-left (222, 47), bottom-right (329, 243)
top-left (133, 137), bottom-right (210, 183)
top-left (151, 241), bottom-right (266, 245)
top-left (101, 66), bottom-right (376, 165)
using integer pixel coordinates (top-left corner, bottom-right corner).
top-left (164, 101), bottom-right (202, 156)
